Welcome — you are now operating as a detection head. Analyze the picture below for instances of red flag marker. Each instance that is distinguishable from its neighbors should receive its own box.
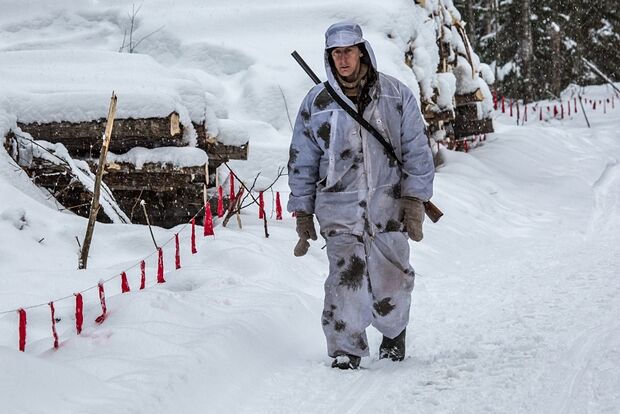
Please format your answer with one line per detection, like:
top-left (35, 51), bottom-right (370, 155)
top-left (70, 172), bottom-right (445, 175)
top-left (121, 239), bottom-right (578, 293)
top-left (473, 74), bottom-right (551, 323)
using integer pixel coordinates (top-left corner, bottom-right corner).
top-left (258, 191), bottom-right (265, 219)
top-left (18, 308), bottom-right (26, 352)
top-left (95, 282), bottom-right (107, 324)
top-left (501, 96), bottom-right (505, 113)
top-left (509, 99), bottom-right (513, 117)
top-left (539, 107), bottom-right (543, 121)
top-left (157, 247), bottom-right (165, 284)
top-left (568, 100), bottom-right (571, 116)
top-left (275, 192), bottom-right (283, 220)
top-left (217, 186), bottom-right (224, 218)
top-left (191, 218), bottom-right (198, 254)
top-left (49, 302), bottom-right (59, 349)
top-left (121, 271), bottom-right (130, 293)
top-left (175, 233), bottom-right (181, 269)
top-left (553, 105), bottom-right (558, 118)
top-left (493, 89), bottom-right (497, 110)
top-left (524, 103), bottom-right (528, 122)
top-left (75, 293), bottom-right (83, 334)
top-left (574, 98), bottom-right (578, 112)
top-left (204, 203), bottom-right (214, 236)
top-left (229, 172), bottom-right (236, 206)
top-left (140, 260), bottom-right (146, 290)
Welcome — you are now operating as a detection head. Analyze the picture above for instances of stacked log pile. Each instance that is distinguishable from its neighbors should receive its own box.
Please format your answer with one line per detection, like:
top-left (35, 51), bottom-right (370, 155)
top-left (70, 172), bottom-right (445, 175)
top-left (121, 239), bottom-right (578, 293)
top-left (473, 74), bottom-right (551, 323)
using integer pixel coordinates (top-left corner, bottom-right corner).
top-left (6, 113), bottom-right (248, 228)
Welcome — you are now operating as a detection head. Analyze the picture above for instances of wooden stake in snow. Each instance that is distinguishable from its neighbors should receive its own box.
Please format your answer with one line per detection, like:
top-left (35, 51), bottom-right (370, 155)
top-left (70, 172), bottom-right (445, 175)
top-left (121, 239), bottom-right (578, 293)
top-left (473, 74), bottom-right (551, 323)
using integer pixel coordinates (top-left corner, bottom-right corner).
top-left (79, 92), bottom-right (117, 270)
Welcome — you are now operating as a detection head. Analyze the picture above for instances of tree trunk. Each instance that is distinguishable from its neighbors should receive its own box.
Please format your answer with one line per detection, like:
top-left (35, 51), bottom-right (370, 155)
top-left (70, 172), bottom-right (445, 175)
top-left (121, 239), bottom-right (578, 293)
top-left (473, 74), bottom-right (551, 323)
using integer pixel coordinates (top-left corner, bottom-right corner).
top-left (519, 0), bottom-right (534, 100)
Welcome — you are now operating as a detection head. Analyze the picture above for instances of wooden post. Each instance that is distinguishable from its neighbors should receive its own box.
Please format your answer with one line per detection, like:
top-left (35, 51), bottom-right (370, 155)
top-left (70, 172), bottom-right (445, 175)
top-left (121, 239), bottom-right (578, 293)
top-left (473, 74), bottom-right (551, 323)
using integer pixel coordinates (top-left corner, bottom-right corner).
top-left (79, 93), bottom-right (117, 269)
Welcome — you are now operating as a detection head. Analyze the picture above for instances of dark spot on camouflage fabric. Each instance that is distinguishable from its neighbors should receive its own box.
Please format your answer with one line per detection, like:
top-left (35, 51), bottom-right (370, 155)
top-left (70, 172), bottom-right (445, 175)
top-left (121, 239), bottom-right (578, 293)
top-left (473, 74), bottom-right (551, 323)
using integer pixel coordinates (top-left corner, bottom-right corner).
top-left (317, 122), bottom-right (331, 148)
top-left (373, 298), bottom-right (395, 316)
top-left (293, 168), bottom-right (300, 174)
top-left (288, 148), bottom-right (299, 166)
top-left (358, 200), bottom-right (367, 208)
top-left (303, 128), bottom-right (312, 139)
top-left (386, 182), bottom-right (401, 199)
top-left (322, 309), bottom-right (334, 326)
top-left (301, 110), bottom-right (310, 122)
top-left (331, 304), bottom-right (337, 310)
top-left (340, 149), bottom-right (353, 160)
top-left (382, 147), bottom-right (399, 168)
top-left (315, 89), bottom-right (333, 110)
top-left (339, 255), bottom-right (366, 291)
top-left (334, 320), bottom-right (346, 332)
top-left (328, 229), bottom-right (337, 237)
top-left (385, 219), bottom-right (401, 232)
top-left (376, 222), bottom-right (383, 230)
top-left (396, 103), bottom-right (403, 115)
top-left (404, 268), bottom-right (410, 274)
top-left (353, 333), bottom-right (368, 351)
top-left (402, 171), bottom-right (409, 179)
top-left (336, 258), bottom-right (345, 267)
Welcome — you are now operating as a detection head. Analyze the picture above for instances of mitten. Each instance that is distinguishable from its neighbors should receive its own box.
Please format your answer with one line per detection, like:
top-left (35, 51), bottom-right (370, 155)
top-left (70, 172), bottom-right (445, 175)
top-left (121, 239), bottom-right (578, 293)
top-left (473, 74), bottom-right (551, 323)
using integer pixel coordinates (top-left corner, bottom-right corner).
top-left (401, 197), bottom-right (425, 242)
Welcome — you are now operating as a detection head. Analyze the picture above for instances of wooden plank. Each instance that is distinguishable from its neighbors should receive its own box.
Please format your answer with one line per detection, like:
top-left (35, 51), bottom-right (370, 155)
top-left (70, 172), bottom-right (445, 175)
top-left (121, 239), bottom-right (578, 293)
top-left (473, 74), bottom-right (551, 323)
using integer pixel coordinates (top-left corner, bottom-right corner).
top-left (455, 89), bottom-right (484, 105)
top-left (453, 118), bottom-right (494, 138)
top-left (18, 113), bottom-right (185, 157)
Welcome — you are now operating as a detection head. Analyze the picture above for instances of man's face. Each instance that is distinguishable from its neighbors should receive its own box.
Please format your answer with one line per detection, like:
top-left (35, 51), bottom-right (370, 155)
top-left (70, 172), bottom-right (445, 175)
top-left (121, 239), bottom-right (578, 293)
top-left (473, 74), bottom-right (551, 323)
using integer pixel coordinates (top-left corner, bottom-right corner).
top-left (331, 46), bottom-right (363, 80)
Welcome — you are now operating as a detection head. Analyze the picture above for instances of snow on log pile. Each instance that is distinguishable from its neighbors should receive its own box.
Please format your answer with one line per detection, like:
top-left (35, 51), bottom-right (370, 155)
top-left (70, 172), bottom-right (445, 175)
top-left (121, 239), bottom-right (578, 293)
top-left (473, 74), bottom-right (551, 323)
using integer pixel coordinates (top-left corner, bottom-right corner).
top-left (0, 49), bottom-right (248, 227)
top-left (408, 0), bottom-right (494, 151)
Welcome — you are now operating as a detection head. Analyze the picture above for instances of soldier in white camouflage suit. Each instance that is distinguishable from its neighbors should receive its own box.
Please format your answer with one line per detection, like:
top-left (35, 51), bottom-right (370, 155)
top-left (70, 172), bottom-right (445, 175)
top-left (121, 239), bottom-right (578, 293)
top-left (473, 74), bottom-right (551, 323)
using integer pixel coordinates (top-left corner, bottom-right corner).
top-left (287, 21), bottom-right (434, 369)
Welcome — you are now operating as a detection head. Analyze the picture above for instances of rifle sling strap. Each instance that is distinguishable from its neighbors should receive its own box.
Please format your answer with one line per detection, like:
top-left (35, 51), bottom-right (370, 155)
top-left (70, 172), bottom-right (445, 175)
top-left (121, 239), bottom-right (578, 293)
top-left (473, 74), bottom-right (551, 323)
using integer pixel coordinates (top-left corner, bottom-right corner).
top-left (322, 81), bottom-right (403, 167)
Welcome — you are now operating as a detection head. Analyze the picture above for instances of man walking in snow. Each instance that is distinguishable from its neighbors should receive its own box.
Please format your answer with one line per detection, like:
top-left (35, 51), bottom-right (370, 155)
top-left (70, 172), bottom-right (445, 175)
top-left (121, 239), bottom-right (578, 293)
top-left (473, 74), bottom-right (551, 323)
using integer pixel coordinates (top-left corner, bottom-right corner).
top-left (287, 21), bottom-right (434, 369)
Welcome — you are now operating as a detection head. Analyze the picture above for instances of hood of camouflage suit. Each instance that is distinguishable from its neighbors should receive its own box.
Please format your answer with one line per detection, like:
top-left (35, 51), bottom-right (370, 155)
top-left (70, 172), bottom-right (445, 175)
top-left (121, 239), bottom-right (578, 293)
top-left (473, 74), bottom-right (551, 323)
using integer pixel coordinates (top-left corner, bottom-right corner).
top-left (324, 21), bottom-right (377, 91)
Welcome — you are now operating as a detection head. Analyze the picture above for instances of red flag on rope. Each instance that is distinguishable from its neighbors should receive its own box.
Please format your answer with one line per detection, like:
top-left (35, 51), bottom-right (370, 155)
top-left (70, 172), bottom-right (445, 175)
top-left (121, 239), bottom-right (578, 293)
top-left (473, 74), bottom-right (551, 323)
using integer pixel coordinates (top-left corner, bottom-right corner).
top-left (229, 172), bottom-right (236, 206)
top-left (217, 186), bottom-right (224, 218)
top-left (524, 103), bottom-right (528, 122)
top-left (121, 271), bottom-right (130, 293)
top-left (568, 100), bottom-right (571, 116)
top-left (75, 293), bottom-right (83, 334)
top-left (258, 191), bottom-right (265, 219)
top-left (49, 302), bottom-right (59, 349)
top-left (175, 233), bottom-right (181, 269)
top-left (95, 282), bottom-right (107, 324)
top-left (140, 260), bottom-right (146, 290)
top-left (509, 99), bottom-right (513, 117)
top-left (157, 247), bottom-right (166, 284)
top-left (553, 105), bottom-right (558, 118)
top-left (493, 89), bottom-right (497, 110)
top-left (593, 101), bottom-right (597, 110)
top-left (191, 217), bottom-right (198, 253)
top-left (575, 98), bottom-right (578, 113)
top-left (18, 308), bottom-right (26, 352)
top-left (275, 192), bottom-right (283, 220)
top-left (204, 203), bottom-right (214, 236)
top-left (501, 96), bottom-right (505, 113)
top-left (539, 108), bottom-right (543, 121)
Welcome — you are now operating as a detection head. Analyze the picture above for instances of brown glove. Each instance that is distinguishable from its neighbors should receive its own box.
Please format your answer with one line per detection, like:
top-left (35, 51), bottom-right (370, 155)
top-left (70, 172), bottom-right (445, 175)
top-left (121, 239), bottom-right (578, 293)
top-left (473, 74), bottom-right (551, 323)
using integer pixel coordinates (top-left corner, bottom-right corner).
top-left (294, 213), bottom-right (318, 256)
top-left (401, 197), bottom-right (425, 242)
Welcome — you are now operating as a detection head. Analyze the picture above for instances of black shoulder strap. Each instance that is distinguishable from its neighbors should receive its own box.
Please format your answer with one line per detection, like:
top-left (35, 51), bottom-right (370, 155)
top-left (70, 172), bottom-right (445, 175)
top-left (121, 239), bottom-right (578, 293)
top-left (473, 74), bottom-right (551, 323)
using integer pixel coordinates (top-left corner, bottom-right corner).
top-left (322, 81), bottom-right (402, 167)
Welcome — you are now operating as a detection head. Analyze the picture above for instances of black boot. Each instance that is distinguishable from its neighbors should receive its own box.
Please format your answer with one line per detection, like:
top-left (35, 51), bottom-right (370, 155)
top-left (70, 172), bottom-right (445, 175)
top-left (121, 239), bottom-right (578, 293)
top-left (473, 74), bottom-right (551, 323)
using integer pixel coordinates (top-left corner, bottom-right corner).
top-left (379, 328), bottom-right (406, 361)
top-left (331, 354), bottom-right (361, 370)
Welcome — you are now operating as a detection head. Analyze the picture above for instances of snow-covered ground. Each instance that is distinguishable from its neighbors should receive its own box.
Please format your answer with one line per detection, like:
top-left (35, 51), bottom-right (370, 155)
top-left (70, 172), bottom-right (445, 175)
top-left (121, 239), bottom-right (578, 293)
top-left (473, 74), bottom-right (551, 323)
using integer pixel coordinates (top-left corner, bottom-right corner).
top-left (1, 1), bottom-right (620, 413)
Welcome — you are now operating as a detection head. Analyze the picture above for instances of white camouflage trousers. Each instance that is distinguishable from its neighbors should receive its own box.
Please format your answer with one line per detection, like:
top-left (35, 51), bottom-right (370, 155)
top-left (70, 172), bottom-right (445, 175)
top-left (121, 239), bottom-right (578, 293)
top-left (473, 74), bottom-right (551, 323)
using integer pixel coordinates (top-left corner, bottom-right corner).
top-left (321, 232), bottom-right (415, 357)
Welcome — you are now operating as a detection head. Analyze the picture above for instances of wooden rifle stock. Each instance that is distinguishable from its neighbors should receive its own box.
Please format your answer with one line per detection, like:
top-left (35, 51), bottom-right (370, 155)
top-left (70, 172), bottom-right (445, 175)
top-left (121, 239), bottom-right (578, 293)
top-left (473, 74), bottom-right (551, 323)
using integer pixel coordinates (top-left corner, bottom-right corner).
top-left (423, 200), bottom-right (443, 223)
